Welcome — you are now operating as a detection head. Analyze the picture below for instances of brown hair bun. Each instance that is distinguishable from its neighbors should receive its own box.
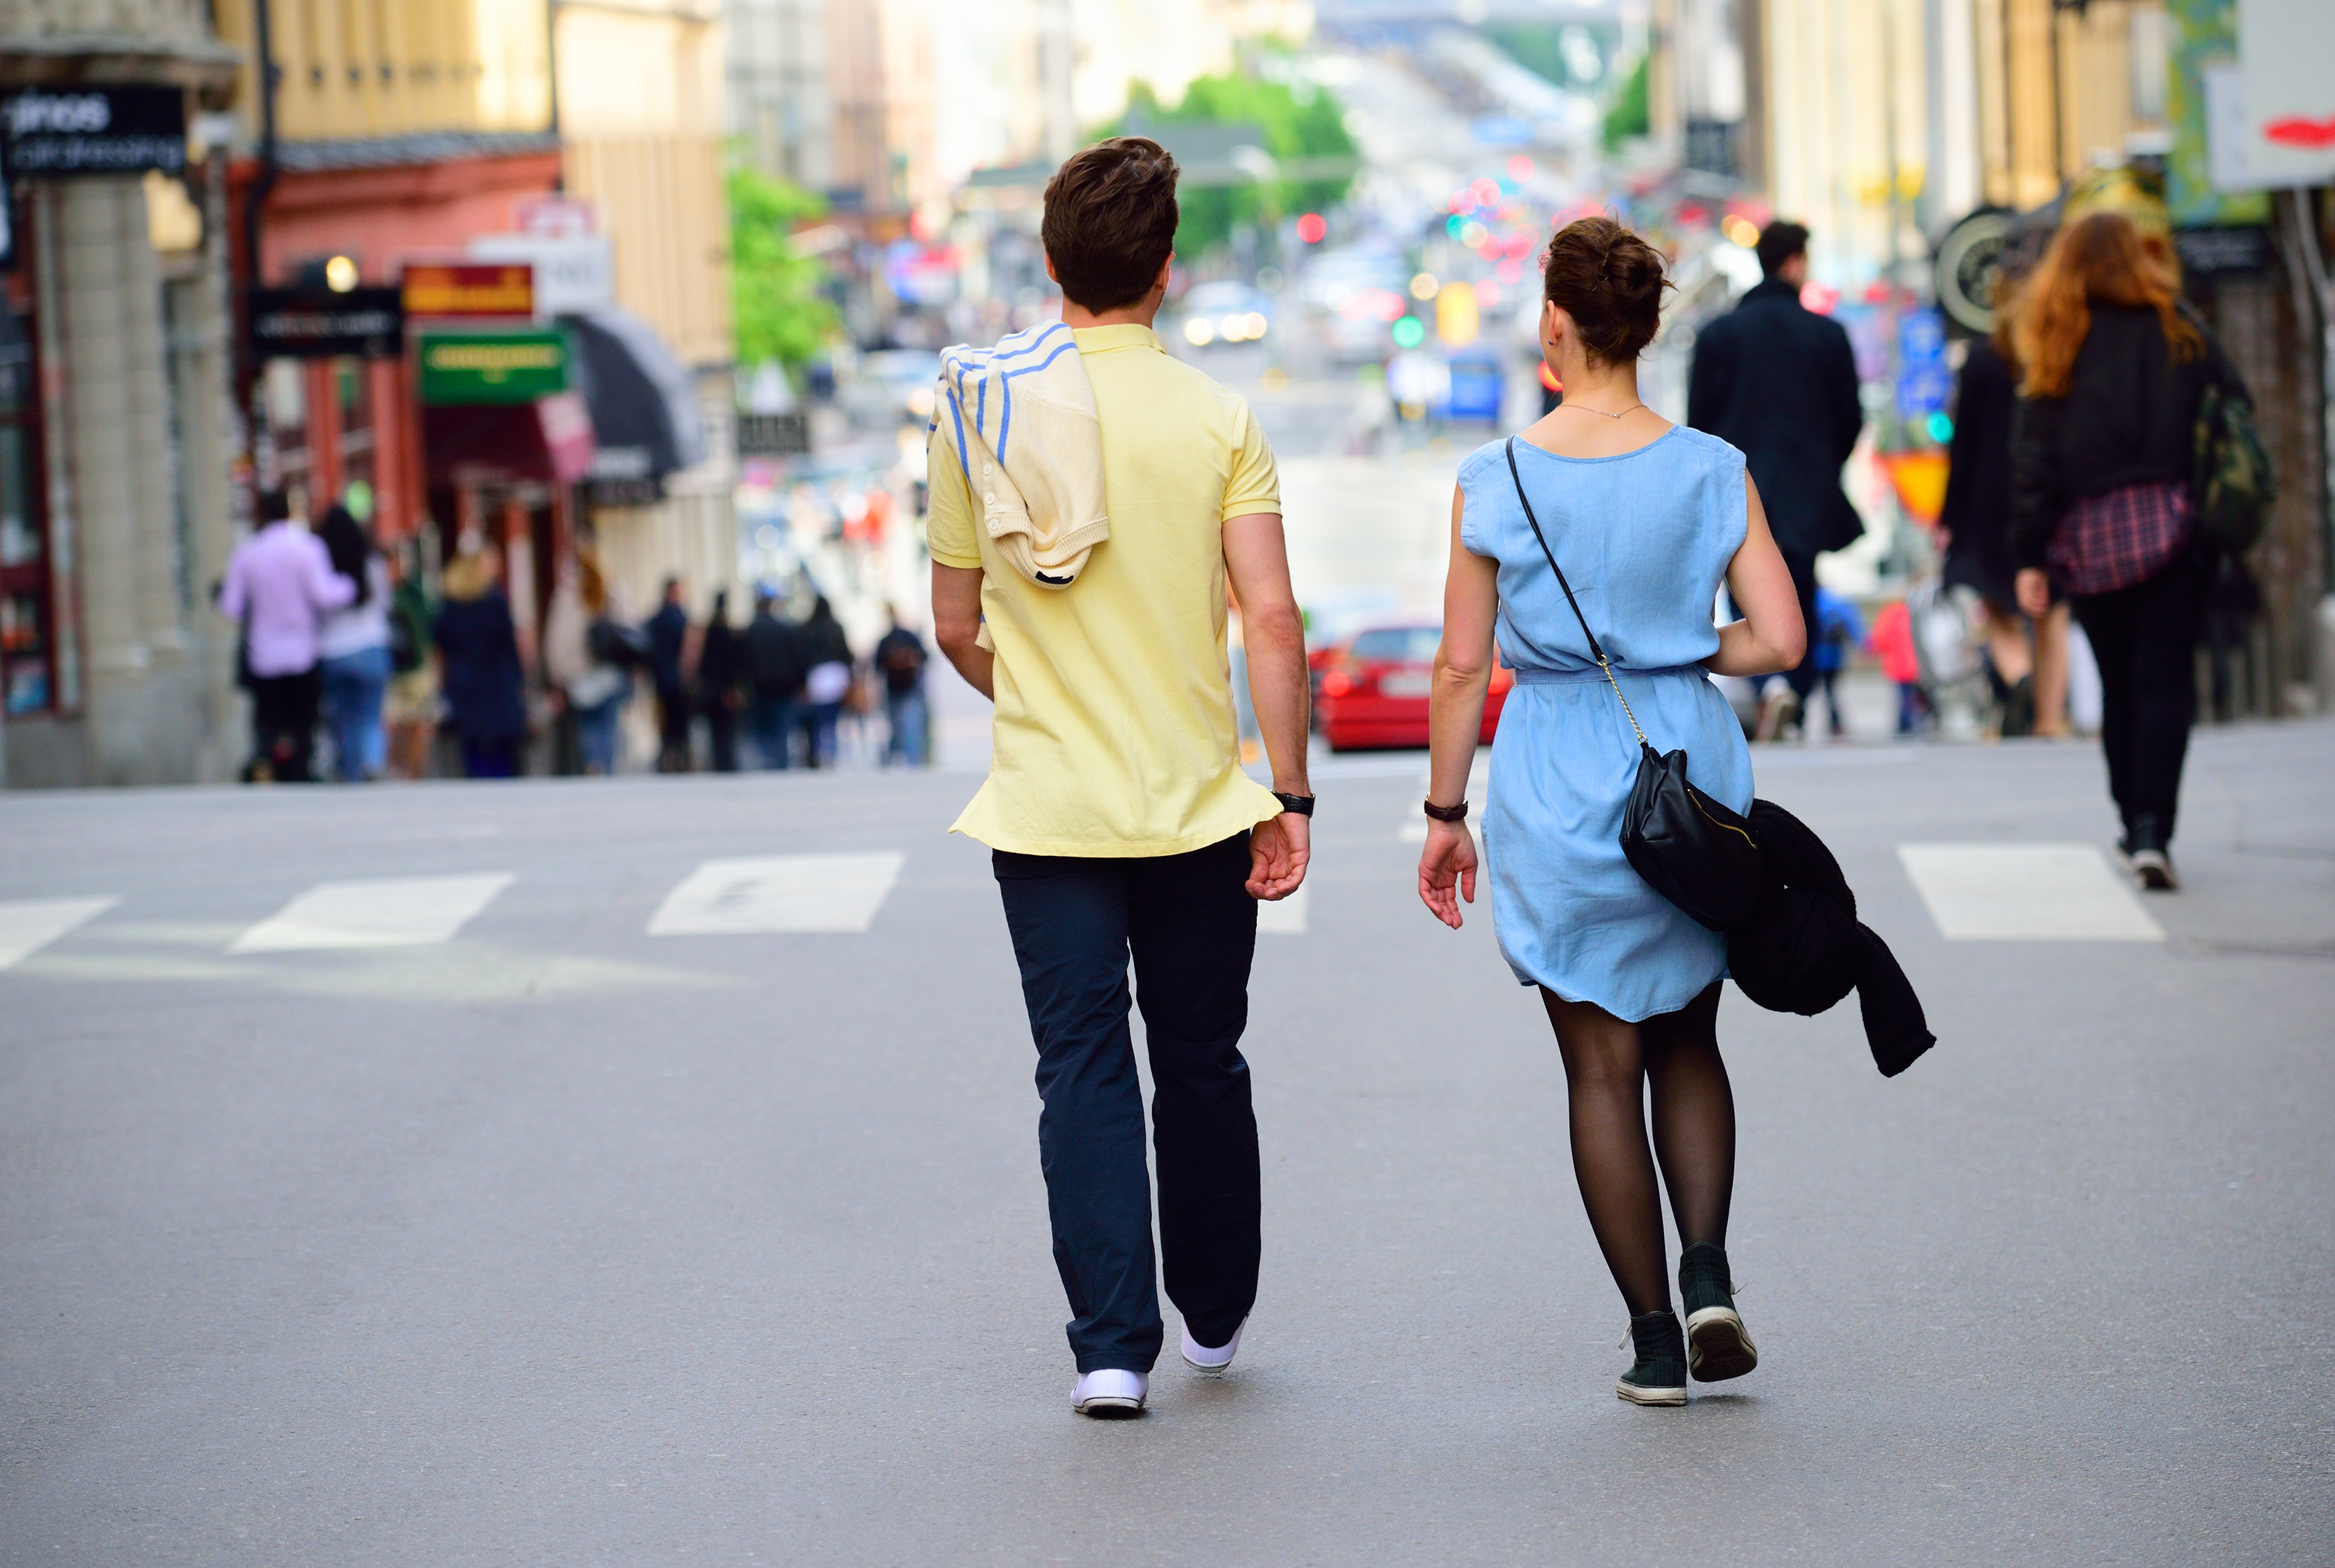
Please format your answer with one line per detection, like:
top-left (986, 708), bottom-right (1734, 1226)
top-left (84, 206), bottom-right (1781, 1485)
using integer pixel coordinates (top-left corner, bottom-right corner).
top-left (1540, 216), bottom-right (1672, 363)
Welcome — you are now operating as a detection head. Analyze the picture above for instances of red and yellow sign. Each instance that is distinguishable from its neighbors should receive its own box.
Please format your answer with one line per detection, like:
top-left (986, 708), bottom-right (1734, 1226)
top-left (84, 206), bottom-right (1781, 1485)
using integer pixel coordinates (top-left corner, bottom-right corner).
top-left (401, 263), bottom-right (533, 318)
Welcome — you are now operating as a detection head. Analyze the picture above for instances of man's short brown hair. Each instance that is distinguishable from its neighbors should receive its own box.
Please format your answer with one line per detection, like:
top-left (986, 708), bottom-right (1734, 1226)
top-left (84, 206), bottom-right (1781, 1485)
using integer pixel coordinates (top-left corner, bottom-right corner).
top-left (1041, 138), bottom-right (1180, 314)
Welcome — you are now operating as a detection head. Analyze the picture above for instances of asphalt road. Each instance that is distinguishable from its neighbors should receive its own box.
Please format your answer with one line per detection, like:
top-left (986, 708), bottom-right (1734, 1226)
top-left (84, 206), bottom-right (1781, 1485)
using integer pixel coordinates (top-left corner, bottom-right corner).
top-left (4, 721), bottom-right (2332, 1566)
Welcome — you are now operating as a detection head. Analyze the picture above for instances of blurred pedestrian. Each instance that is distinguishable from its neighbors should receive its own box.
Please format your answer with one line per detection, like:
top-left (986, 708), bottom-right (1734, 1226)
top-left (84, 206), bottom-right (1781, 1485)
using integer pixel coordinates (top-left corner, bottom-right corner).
top-left (218, 488), bottom-right (356, 783)
top-left (545, 551), bottom-right (637, 776)
top-left (646, 577), bottom-right (693, 772)
top-left (874, 607), bottom-right (930, 766)
top-left (1687, 220), bottom-right (1864, 741)
top-left (929, 138), bottom-right (1311, 1418)
top-left (1940, 289), bottom-right (2069, 738)
top-left (1868, 598), bottom-right (1927, 735)
top-left (696, 589), bottom-right (744, 771)
top-left (795, 594), bottom-right (852, 769)
top-left (1417, 216), bottom-right (1804, 1409)
top-left (744, 587), bottom-right (804, 769)
top-left (384, 542), bottom-right (438, 778)
top-left (1810, 585), bottom-right (1863, 738)
top-left (432, 545), bottom-right (528, 778)
top-left (315, 504), bottom-right (392, 781)
top-left (2010, 211), bottom-right (2249, 891)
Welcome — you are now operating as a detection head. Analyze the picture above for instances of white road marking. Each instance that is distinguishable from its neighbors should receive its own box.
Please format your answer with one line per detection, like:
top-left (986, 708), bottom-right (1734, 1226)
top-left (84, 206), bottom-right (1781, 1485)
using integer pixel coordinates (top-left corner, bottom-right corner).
top-left (1898, 844), bottom-right (2164, 942)
top-left (648, 853), bottom-right (906, 935)
top-left (0, 896), bottom-right (120, 970)
top-left (1255, 882), bottom-right (1309, 935)
top-left (228, 874), bottom-right (515, 953)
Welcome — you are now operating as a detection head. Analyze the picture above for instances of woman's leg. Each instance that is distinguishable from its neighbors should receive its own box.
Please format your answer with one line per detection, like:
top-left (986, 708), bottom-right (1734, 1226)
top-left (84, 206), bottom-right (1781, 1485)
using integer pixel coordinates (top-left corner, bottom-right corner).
top-left (1980, 600), bottom-right (2033, 686)
top-left (1543, 989), bottom-right (1670, 1317)
top-left (1640, 984), bottom-right (1733, 1250)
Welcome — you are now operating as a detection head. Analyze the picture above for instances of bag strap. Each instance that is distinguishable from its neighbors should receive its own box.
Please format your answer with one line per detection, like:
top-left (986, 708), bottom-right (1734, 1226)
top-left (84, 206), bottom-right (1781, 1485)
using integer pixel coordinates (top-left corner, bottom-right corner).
top-left (1502, 437), bottom-right (1651, 749)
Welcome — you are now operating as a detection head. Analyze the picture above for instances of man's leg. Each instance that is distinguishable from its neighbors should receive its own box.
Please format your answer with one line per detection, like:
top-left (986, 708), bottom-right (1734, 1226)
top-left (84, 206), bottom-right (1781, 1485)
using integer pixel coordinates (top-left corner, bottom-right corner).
top-left (1126, 833), bottom-right (1262, 1350)
top-left (993, 850), bottom-right (1162, 1373)
top-left (283, 668), bottom-right (324, 782)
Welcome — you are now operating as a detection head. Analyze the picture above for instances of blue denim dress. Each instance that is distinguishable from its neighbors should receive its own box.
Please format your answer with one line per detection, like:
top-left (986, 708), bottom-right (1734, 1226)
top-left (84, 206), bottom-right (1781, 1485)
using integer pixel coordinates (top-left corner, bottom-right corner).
top-left (1458, 426), bottom-right (1757, 1022)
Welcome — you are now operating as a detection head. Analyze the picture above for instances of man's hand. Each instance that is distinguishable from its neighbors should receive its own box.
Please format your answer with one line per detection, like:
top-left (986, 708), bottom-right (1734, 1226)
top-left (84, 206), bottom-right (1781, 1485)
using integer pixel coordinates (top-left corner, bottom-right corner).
top-left (2015, 567), bottom-right (2052, 619)
top-left (1247, 812), bottom-right (1309, 900)
top-left (1417, 819), bottom-right (1477, 929)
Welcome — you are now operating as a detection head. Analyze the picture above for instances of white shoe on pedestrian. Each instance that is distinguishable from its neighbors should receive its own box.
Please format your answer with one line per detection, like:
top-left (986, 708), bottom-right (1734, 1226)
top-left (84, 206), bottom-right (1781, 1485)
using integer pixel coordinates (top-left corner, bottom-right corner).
top-left (1071, 1368), bottom-right (1147, 1418)
top-left (1180, 1317), bottom-right (1245, 1376)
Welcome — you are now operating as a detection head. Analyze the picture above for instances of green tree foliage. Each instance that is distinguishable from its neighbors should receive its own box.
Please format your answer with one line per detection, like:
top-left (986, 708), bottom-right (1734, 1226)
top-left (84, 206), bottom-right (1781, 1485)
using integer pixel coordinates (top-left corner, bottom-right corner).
top-left (1115, 65), bottom-right (1357, 258)
top-left (1602, 54), bottom-right (1650, 151)
top-left (729, 165), bottom-right (839, 369)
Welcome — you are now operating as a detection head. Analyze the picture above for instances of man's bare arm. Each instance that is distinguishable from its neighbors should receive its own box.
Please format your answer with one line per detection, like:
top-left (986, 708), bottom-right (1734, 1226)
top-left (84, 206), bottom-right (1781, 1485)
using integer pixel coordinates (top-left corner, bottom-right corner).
top-left (1224, 510), bottom-right (1310, 900)
top-left (930, 563), bottom-right (993, 700)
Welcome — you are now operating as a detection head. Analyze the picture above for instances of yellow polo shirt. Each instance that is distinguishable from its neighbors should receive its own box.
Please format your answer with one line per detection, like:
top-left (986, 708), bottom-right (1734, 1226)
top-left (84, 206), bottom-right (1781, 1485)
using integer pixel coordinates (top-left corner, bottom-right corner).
top-left (928, 323), bottom-right (1286, 856)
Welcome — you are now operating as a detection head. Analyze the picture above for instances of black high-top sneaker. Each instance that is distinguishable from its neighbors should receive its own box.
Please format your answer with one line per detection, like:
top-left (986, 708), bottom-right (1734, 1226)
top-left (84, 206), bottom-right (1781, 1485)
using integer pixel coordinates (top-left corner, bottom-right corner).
top-left (2125, 813), bottom-right (2179, 891)
top-left (1617, 1310), bottom-right (1687, 1406)
top-left (1679, 1242), bottom-right (1758, 1382)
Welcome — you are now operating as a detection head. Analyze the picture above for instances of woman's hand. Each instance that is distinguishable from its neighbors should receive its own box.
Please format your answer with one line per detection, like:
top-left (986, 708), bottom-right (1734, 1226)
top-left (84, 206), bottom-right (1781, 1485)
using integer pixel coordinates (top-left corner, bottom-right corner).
top-left (1417, 819), bottom-right (1478, 928)
top-left (2015, 567), bottom-right (2052, 619)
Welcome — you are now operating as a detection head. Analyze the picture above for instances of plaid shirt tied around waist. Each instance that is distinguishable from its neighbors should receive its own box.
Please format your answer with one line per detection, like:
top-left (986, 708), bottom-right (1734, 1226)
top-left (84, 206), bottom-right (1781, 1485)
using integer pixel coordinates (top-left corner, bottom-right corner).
top-left (2047, 480), bottom-right (2192, 596)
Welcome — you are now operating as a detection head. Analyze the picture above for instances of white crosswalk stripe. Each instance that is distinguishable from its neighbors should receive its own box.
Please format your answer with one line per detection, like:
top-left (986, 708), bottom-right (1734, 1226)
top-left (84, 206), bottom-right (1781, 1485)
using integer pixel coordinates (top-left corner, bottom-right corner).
top-left (1898, 844), bottom-right (2164, 942)
top-left (0, 896), bottom-right (120, 971)
top-left (228, 874), bottom-right (516, 954)
top-left (1255, 882), bottom-right (1309, 935)
top-left (648, 853), bottom-right (906, 935)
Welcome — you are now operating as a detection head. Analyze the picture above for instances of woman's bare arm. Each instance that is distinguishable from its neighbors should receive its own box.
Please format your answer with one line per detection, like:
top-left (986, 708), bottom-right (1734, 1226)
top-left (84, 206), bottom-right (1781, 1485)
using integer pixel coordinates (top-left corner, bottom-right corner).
top-left (1707, 474), bottom-right (1807, 677)
top-left (1420, 487), bottom-right (1496, 928)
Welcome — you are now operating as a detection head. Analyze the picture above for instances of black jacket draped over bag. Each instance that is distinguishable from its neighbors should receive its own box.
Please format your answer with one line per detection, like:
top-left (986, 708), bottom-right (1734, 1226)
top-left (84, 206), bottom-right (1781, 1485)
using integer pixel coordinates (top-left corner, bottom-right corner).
top-left (1687, 277), bottom-right (1867, 558)
top-left (2007, 303), bottom-right (2247, 570)
top-left (1725, 800), bottom-right (1936, 1078)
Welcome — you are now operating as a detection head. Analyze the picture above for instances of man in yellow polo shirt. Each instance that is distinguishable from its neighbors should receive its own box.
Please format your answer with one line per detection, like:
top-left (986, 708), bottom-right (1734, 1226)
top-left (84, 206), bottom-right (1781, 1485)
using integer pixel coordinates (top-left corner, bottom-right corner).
top-left (929, 137), bottom-right (1313, 1419)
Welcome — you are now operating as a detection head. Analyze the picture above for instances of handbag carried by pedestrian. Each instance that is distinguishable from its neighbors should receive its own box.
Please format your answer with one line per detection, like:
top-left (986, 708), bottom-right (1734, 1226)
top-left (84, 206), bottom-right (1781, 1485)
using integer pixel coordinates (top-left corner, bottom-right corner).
top-left (1503, 438), bottom-right (1764, 931)
top-left (2191, 381), bottom-right (2274, 556)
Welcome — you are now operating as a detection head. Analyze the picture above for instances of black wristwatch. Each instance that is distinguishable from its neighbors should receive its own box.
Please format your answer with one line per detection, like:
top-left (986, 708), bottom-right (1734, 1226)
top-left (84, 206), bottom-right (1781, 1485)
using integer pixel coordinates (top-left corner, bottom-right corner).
top-left (1273, 791), bottom-right (1315, 817)
top-left (1423, 798), bottom-right (1469, 823)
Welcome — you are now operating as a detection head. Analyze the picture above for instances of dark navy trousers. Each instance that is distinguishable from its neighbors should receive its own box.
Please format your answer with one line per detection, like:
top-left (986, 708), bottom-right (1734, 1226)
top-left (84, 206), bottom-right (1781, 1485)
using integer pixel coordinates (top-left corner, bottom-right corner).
top-left (993, 832), bottom-right (1262, 1373)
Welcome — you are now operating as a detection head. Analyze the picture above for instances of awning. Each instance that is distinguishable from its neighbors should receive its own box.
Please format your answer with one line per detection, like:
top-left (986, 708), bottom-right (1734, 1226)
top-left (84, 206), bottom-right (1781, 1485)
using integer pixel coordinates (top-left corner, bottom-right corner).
top-left (423, 390), bottom-right (596, 489)
top-left (562, 307), bottom-right (707, 486)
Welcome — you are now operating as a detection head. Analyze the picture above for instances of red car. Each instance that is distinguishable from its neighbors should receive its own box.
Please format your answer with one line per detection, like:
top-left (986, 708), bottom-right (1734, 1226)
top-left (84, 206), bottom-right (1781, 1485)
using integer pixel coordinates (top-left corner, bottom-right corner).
top-left (1317, 623), bottom-right (1511, 752)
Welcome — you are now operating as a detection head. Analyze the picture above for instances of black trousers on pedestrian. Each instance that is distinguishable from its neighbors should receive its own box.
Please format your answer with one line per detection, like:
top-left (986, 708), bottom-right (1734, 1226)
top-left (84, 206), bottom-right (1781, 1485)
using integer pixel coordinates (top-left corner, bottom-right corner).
top-left (249, 668), bottom-right (322, 782)
top-left (655, 685), bottom-right (691, 768)
top-left (2073, 550), bottom-right (2210, 840)
top-left (1781, 549), bottom-right (1822, 702)
top-left (993, 832), bottom-right (1262, 1373)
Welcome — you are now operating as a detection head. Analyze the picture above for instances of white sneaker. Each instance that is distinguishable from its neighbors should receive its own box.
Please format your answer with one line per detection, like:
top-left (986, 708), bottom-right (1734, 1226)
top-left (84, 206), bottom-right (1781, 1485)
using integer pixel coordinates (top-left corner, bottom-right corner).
top-left (1071, 1368), bottom-right (1147, 1418)
top-left (1180, 1317), bottom-right (1245, 1376)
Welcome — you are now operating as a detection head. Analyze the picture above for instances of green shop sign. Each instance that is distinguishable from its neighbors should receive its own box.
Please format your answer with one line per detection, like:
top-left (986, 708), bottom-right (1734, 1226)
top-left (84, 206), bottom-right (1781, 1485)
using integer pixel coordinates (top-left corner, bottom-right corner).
top-left (418, 329), bottom-right (567, 405)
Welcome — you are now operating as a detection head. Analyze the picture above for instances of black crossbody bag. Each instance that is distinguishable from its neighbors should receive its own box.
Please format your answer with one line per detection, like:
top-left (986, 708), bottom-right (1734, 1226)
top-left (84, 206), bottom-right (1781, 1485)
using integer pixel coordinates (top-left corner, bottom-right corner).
top-left (1502, 437), bottom-right (1763, 931)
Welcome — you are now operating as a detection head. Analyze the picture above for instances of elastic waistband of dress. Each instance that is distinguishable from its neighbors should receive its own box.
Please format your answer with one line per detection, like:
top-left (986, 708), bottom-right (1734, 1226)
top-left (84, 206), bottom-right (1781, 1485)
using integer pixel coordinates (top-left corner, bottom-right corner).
top-left (1511, 663), bottom-right (1705, 685)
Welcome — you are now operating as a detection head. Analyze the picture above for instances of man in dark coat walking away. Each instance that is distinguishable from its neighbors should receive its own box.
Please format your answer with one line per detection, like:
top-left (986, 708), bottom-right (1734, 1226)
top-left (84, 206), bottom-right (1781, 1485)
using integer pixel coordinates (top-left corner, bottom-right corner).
top-left (1688, 220), bottom-right (1865, 738)
top-left (743, 588), bottom-right (806, 770)
top-left (645, 577), bottom-right (693, 771)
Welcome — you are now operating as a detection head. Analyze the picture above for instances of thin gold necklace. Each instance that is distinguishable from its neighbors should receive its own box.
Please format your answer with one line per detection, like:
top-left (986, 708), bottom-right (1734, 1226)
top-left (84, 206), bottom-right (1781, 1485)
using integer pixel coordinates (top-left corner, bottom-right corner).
top-left (1561, 400), bottom-right (1644, 419)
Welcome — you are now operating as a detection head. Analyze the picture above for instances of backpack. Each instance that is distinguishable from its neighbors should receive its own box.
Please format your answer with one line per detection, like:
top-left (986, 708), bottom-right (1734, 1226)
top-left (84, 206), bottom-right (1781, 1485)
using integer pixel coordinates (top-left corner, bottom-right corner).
top-left (2191, 381), bottom-right (2274, 556)
top-left (587, 616), bottom-right (650, 670)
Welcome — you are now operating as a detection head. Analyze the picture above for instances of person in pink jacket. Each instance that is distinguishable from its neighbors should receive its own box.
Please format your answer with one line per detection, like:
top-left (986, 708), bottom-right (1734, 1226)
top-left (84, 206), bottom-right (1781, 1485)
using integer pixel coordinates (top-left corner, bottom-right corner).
top-left (217, 490), bottom-right (356, 781)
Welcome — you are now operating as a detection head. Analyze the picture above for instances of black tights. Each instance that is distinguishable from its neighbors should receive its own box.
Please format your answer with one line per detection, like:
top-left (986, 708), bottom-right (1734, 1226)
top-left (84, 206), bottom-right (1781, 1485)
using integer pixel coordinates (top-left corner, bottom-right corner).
top-left (1543, 982), bottom-right (1733, 1317)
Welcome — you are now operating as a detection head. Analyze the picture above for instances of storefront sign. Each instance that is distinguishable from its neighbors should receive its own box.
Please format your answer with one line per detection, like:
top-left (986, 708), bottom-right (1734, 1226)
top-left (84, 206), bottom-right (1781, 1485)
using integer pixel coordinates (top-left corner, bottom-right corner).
top-left (465, 235), bottom-right (613, 316)
top-left (248, 287), bottom-right (405, 360)
top-left (402, 263), bottom-right (533, 318)
top-left (417, 330), bottom-right (567, 405)
top-left (2173, 224), bottom-right (2274, 274)
top-left (1932, 207), bottom-right (2010, 335)
top-left (0, 86), bottom-right (186, 178)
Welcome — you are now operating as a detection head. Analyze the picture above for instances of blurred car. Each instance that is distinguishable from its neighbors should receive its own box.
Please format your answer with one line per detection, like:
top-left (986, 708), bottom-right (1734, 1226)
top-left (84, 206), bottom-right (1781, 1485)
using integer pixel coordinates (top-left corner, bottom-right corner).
top-left (1316, 623), bottom-right (1512, 752)
top-left (1175, 280), bottom-right (1273, 349)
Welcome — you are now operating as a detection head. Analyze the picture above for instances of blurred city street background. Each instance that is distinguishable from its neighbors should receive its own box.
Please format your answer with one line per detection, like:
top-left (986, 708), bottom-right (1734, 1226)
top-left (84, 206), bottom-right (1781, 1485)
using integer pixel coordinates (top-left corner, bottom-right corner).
top-left (4, 0), bottom-right (2334, 1562)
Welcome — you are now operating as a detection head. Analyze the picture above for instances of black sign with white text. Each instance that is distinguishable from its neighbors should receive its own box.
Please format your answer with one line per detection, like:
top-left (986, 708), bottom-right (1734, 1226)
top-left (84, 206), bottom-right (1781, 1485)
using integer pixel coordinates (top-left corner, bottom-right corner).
top-left (1, 86), bottom-right (187, 178)
top-left (248, 288), bottom-right (406, 360)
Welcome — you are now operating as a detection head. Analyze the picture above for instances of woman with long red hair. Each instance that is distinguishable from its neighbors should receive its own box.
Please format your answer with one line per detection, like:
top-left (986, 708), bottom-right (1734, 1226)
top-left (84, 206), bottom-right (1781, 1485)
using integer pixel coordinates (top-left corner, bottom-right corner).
top-left (2009, 212), bottom-right (2249, 891)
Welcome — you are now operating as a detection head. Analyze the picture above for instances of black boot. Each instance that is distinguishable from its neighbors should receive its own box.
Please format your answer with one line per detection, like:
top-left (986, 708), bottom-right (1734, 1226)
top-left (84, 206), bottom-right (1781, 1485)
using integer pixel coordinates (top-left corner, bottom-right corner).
top-left (1617, 1310), bottom-right (1687, 1406)
top-left (1679, 1243), bottom-right (1759, 1382)
top-left (2000, 675), bottom-right (2035, 738)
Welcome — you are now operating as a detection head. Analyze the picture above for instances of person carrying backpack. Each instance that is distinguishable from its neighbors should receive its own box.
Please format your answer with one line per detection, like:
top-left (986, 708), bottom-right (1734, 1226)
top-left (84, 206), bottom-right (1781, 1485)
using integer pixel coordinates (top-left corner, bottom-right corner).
top-left (2009, 211), bottom-right (2257, 892)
